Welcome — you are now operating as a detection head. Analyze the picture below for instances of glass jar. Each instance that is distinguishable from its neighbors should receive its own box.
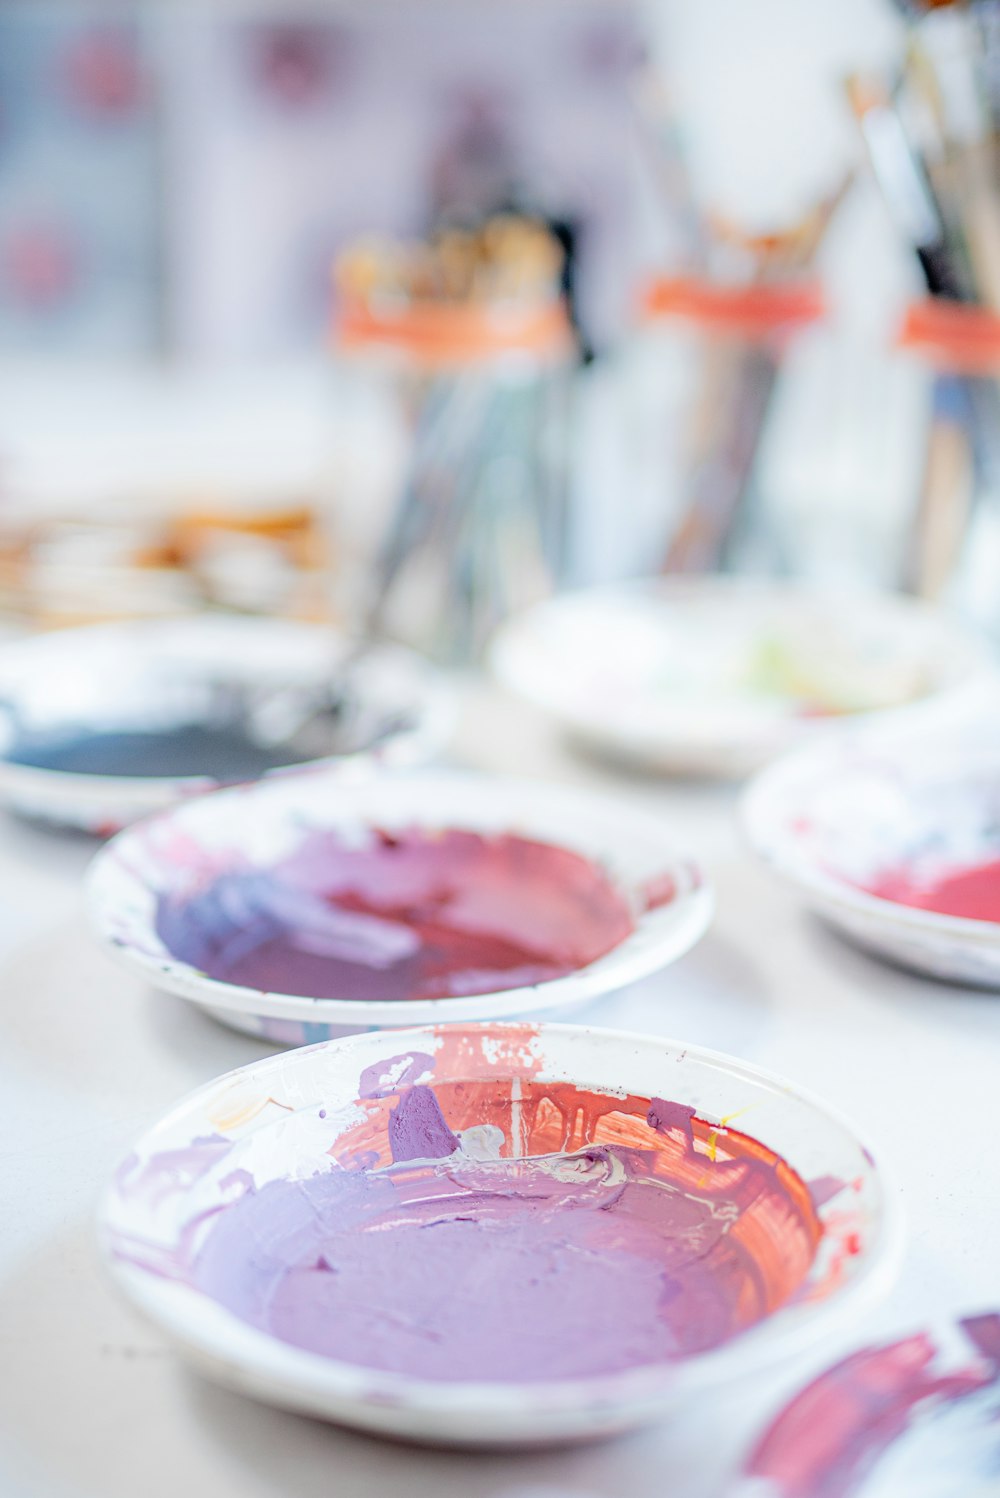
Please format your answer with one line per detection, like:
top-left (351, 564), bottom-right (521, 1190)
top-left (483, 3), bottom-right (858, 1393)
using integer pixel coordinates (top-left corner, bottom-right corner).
top-left (331, 290), bottom-right (576, 663)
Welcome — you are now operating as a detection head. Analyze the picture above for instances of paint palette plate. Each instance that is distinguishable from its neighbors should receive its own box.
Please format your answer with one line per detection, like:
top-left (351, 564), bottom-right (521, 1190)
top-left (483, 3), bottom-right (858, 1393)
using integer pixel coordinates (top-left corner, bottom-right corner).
top-left (491, 579), bottom-right (989, 778)
top-left (100, 1021), bottom-right (901, 1447)
top-left (743, 732), bottom-right (1000, 988)
top-left (0, 615), bottom-right (454, 833)
top-left (733, 1313), bottom-right (1000, 1496)
top-left (85, 769), bottom-right (713, 1043)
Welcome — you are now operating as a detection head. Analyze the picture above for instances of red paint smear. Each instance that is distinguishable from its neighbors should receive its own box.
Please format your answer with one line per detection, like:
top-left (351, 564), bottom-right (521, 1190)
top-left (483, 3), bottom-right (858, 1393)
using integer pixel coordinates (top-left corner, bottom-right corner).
top-left (430, 1021), bottom-right (545, 1080)
top-left (641, 869), bottom-right (679, 912)
top-left (747, 1317), bottom-right (1000, 1497)
top-left (858, 858), bottom-right (1000, 923)
top-left (156, 827), bottom-right (637, 1003)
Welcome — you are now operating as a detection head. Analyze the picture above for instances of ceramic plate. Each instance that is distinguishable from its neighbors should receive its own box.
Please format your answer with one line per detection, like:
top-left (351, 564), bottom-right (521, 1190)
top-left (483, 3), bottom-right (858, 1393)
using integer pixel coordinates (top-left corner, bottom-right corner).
top-left (743, 733), bottom-right (1000, 987)
top-left (85, 769), bottom-right (713, 1043)
top-left (491, 579), bottom-right (990, 778)
top-left (734, 1313), bottom-right (1000, 1496)
top-left (100, 1021), bottom-right (901, 1447)
top-left (0, 615), bottom-right (454, 833)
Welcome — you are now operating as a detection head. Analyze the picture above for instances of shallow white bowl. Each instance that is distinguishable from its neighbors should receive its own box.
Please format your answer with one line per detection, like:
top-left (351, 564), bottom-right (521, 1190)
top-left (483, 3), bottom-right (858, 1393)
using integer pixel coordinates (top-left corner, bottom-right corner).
top-left (99, 1021), bottom-right (902, 1447)
top-left (492, 578), bottom-right (990, 778)
top-left (743, 733), bottom-right (1000, 987)
top-left (0, 615), bottom-right (453, 833)
top-left (85, 769), bottom-right (713, 1043)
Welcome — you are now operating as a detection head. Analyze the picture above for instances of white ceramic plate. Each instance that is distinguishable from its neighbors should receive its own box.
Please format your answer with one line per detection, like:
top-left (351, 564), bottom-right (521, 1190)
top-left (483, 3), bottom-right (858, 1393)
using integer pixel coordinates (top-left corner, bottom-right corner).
top-left (0, 615), bottom-right (454, 833)
top-left (732, 1313), bottom-right (1000, 1497)
top-left (85, 769), bottom-right (713, 1043)
top-left (491, 578), bottom-right (991, 778)
top-left (743, 732), bottom-right (1000, 987)
top-left (100, 1021), bottom-right (902, 1447)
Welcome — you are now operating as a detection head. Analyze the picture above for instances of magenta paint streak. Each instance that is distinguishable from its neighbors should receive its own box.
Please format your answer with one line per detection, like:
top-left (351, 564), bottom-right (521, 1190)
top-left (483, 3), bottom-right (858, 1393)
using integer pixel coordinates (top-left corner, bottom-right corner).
top-left (746, 1314), bottom-right (1000, 1497)
top-left (858, 858), bottom-right (1000, 923)
top-left (186, 1086), bottom-right (800, 1383)
top-left (154, 827), bottom-right (636, 1002)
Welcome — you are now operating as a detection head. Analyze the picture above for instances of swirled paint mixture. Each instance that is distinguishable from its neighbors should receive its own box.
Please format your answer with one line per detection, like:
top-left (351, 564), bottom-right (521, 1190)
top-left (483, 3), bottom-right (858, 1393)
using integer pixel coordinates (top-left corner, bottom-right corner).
top-left (154, 828), bottom-right (636, 1001)
top-left (186, 1085), bottom-right (819, 1382)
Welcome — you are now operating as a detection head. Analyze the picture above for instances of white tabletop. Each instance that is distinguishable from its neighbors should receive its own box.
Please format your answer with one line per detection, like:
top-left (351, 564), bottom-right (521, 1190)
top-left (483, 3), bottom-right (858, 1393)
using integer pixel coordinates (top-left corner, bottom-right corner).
top-left (0, 681), bottom-right (996, 1498)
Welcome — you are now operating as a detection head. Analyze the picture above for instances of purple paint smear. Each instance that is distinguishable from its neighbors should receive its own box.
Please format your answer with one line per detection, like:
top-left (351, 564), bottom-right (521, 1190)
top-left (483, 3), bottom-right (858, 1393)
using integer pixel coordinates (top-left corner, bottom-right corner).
top-left (808, 1175), bottom-right (846, 1210)
top-left (187, 1093), bottom-right (801, 1383)
top-left (358, 1051), bottom-right (435, 1100)
top-left (154, 827), bottom-right (635, 1003)
top-left (115, 1134), bottom-right (231, 1209)
top-left (647, 1097), bottom-right (697, 1147)
top-left (388, 1086), bottom-right (460, 1163)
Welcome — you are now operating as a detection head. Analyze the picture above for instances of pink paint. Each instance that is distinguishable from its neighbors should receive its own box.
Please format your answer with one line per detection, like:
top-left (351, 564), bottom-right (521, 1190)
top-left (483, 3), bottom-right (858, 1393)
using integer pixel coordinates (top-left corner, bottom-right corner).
top-left (858, 858), bottom-right (1000, 923)
top-left (183, 1083), bottom-right (821, 1383)
top-left (745, 1314), bottom-right (1000, 1497)
top-left (640, 869), bottom-right (680, 912)
top-left (155, 827), bottom-right (637, 1001)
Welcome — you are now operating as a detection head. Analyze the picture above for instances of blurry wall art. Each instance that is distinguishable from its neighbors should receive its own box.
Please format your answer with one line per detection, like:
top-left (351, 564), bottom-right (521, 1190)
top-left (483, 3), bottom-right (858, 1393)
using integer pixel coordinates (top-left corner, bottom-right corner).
top-left (0, 3), bottom-right (159, 354)
top-left (0, 0), bottom-right (645, 359)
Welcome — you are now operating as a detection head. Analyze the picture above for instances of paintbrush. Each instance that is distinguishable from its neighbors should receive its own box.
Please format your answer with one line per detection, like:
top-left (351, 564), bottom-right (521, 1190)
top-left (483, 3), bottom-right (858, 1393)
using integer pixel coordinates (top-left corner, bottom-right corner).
top-left (897, 2), bottom-right (1000, 308)
top-left (848, 57), bottom-right (1000, 624)
top-left (848, 69), bottom-right (1000, 506)
top-left (904, 372), bottom-right (976, 595)
top-left (628, 64), bottom-right (711, 272)
top-left (661, 181), bottom-right (848, 575)
top-left (846, 73), bottom-right (969, 296)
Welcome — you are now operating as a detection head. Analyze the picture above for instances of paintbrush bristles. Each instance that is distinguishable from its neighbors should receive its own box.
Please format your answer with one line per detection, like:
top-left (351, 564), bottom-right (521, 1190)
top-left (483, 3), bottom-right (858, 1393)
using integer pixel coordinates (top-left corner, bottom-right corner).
top-left (334, 216), bottom-right (565, 310)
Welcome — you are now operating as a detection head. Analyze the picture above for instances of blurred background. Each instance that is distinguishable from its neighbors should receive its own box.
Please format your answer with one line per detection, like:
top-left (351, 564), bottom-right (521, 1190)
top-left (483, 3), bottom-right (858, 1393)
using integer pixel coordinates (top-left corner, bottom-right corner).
top-left (1, 0), bottom-right (996, 658)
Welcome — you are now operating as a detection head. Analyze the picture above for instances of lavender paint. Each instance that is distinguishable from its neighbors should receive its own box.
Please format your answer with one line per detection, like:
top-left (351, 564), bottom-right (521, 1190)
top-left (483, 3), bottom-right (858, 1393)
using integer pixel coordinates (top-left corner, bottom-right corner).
top-left (186, 1087), bottom-right (812, 1382)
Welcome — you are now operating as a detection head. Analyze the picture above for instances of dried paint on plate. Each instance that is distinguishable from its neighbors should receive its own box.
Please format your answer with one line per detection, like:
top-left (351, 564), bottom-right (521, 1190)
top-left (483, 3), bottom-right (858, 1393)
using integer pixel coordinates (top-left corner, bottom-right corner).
top-left (154, 827), bottom-right (638, 1002)
top-left (115, 1065), bottom-right (824, 1383)
top-left (736, 1313), bottom-right (1000, 1497)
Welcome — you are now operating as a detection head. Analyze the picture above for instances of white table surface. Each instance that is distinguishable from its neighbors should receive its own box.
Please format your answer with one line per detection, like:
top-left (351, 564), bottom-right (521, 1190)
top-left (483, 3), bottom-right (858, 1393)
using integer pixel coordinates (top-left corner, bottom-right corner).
top-left (0, 681), bottom-right (997, 1498)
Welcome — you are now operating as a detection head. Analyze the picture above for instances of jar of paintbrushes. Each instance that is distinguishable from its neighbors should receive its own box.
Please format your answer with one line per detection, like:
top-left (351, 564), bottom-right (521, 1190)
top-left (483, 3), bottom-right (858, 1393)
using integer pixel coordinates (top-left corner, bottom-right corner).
top-left (623, 172), bottom-right (860, 577)
top-left (847, 0), bottom-right (1000, 631)
top-left (899, 296), bottom-right (1000, 634)
top-left (330, 218), bottom-right (576, 663)
top-left (635, 271), bottom-right (826, 577)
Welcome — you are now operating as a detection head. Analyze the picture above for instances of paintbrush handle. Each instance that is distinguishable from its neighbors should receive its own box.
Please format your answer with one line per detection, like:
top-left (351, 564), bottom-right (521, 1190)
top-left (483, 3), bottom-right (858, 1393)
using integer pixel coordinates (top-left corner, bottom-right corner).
top-left (663, 344), bottom-right (778, 573)
top-left (905, 373), bottom-right (975, 596)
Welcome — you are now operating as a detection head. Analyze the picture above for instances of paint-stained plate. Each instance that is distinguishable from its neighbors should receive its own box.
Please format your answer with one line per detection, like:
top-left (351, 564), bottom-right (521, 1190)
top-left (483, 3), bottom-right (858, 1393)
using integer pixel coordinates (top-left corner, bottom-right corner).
top-left (743, 728), bottom-right (1000, 989)
top-left (0, 615), bottom-right (454, 834)
top-left (732, 1314), bottom-right (1000, 1496)
top-left (85, 769), bottom-right (714, 1043)
top-left (99, 1021), bottom-right (902, 1447)
top-left (491, 579), bottom-right (991, 779)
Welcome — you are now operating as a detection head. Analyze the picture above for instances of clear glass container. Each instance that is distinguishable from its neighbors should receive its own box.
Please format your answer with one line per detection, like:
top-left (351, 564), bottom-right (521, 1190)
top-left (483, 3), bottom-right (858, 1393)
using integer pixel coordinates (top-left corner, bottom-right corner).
top-left (331, 290), bottom-right (576, 663)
